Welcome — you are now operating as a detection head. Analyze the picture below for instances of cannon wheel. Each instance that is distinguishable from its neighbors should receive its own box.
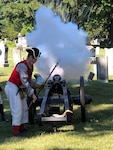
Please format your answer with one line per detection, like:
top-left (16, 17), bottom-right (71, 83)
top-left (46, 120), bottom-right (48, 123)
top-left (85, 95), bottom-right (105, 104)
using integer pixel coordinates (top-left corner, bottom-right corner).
top-left (80, 76), bottom-right (86, 122)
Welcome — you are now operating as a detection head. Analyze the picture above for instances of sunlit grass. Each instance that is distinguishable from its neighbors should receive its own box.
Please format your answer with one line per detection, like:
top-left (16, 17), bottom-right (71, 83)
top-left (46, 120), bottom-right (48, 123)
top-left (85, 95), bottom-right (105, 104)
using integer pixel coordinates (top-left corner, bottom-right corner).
top-left (0, 48), bottom-right (113, 149)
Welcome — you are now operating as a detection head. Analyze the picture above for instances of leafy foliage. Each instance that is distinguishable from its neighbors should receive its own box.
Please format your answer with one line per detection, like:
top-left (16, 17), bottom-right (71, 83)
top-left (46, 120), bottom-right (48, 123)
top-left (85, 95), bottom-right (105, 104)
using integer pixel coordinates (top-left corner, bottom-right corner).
top-left (0, 0), bottom-right (113, 46)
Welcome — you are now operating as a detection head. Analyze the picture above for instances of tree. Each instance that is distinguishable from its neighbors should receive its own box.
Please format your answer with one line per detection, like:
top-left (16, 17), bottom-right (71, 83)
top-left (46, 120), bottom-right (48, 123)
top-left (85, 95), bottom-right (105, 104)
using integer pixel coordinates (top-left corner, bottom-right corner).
top-left (40, 0), bottom-right (113, 47)
top-left (0, 0), bottom-right (113, 47)
top-left (0, 0), bottom-right (41, 40)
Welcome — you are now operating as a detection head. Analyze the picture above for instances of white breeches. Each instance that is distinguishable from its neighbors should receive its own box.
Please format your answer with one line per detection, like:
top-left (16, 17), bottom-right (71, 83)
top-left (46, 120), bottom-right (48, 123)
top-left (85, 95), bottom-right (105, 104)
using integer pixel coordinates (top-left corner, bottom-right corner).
top-left (5, 82), bottom-right (28, 126)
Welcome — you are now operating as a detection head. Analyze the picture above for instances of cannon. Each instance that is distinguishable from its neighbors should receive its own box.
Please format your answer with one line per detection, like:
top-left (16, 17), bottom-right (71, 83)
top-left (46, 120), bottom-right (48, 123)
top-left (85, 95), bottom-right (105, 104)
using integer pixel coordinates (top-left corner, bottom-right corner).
top-left (27, 74), bottom-right (92, 131)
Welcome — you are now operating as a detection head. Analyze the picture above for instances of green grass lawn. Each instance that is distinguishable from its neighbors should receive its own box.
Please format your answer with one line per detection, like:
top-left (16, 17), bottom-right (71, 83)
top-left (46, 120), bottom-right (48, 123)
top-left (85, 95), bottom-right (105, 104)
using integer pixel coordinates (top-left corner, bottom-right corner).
top-left (0, 48), bottom-right (113, 150)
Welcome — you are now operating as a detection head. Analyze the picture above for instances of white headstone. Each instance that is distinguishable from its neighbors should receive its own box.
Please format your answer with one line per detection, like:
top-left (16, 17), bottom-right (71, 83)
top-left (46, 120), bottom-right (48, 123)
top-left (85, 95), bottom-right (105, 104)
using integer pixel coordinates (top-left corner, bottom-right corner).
top-left (13, 48), bottom-right (22, 66)
top-left (0, 41), bottom-right (5, 67)
top-left (105, 48), bottom-right (113, 75)
top-left (95, 46), bottom-right (100, 55)
top-left (96, 56), bottom-right (108, 83)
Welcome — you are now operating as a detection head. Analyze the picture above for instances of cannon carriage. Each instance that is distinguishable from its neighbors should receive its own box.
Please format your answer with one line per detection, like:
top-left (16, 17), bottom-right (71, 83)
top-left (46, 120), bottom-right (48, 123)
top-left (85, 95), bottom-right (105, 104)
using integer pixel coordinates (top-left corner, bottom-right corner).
top-left (27, 74), bottom-right (92, 131)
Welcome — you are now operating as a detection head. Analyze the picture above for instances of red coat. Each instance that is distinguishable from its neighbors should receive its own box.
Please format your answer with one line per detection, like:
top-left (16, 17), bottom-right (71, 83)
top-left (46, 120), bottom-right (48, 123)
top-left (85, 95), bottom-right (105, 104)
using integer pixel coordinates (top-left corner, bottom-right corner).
top-left (9, 60), bottom-right (33, 87)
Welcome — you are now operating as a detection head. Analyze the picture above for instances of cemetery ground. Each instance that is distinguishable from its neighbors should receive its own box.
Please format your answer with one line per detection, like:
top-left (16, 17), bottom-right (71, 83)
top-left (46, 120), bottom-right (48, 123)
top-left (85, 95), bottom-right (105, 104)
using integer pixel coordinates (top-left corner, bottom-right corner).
top-left (0, 48), bottom-right (113, 149)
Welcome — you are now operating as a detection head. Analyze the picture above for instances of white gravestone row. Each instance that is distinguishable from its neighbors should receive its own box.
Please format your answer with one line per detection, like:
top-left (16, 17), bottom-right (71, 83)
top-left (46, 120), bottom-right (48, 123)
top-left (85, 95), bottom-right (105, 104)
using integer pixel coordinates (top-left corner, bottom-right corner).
top-left (92, 47), bottom-right (113, 82)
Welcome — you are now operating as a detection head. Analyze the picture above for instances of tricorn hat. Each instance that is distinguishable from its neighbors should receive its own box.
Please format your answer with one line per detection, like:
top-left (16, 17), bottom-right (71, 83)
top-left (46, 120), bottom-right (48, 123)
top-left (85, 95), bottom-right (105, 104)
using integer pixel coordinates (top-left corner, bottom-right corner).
top-left (26, 47), bottom-right (41, 59)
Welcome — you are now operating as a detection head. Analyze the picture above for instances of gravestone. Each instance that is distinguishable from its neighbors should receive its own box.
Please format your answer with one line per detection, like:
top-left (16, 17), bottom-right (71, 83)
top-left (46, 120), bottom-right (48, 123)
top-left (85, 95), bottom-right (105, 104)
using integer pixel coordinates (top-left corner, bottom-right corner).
top-left (105, 48), bottom-right (113, 75)
top-left (0, 41), bottom-right (9, 67)
top-left (17, 33), bottom-right (23, 51)
top-left (96, 57), bottom-right (108, 82)
top-left (95, 46), bottom-right (100, 55)
top-left (13, 48), bottom-right (22, 66)
top-left (4, 44), bottom-right (9, 66)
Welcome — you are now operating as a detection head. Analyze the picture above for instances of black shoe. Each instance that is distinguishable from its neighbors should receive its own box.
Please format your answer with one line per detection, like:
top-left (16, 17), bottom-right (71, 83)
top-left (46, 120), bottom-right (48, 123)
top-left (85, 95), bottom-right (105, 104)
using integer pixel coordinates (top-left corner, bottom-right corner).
top-left (2, 117), bottom-right (8, 122)
top-left (13, 132), bottom-right (23, 137)
top-left (20, 129), bottom-right (28, 133)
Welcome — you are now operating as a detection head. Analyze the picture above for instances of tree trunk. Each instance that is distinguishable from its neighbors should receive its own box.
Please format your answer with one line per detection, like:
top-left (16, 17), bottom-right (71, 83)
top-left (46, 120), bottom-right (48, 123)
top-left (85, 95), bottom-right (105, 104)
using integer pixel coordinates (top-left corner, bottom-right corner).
top-left (108, 19), bottom-right (113, 47)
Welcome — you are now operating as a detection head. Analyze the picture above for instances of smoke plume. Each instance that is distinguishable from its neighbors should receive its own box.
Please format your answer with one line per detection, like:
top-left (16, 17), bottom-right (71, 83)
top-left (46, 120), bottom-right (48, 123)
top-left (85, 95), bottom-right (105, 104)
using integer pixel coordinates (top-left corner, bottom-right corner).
top-left (25, 6), bottom-right (90, 80)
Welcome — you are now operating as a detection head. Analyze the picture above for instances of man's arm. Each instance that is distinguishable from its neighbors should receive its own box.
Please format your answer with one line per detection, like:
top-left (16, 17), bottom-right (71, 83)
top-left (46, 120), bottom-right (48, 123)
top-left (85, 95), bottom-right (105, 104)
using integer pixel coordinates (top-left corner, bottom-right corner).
top-left (16, 63), bottom-right (34, 97)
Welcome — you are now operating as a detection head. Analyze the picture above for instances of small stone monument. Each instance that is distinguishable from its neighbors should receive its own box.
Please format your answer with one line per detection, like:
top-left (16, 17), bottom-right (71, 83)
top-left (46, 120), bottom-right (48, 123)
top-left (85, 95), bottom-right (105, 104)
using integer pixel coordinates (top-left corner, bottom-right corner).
top-left (13, 47), bottom-right (22, 66)
top-left (4, 44), bottom-right (9, 66)
top-left (0, 40), bottom-right (9, 67)
top-left (96, 57), bottom-right (108, 82)
top-left (17, 33), bottom-right (23, 51)
top-left (105, 48), bottom-right (113, 75)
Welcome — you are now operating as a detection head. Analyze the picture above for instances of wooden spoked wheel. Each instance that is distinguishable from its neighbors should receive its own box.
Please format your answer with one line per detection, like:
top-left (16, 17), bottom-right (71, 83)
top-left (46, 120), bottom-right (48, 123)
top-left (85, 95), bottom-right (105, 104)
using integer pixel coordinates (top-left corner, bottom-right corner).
top-left (80, 76), bottom-right (86, 122)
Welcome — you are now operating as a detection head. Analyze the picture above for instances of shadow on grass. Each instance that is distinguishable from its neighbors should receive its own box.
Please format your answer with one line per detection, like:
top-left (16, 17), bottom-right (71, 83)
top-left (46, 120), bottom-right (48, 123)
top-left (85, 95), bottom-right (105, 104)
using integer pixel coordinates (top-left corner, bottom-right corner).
top-left (1, 106), bottom-right (113, 143)
top-left (0, 80), bottom-right (113, 145)
top-left (0, 72), bottom-right (4, 76)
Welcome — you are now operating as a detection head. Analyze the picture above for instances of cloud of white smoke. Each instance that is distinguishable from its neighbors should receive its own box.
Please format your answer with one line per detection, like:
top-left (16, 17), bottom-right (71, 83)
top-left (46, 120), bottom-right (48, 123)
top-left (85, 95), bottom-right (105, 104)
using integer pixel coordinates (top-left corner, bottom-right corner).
top-left (25, 6), bottom-right (90, 80)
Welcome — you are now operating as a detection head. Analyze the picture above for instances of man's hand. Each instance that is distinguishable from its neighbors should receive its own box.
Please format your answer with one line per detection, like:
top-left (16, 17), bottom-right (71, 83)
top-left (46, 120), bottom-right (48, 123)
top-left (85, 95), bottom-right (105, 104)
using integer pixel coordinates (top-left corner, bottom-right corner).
top-left (32, 94), bottom-right (37, 103)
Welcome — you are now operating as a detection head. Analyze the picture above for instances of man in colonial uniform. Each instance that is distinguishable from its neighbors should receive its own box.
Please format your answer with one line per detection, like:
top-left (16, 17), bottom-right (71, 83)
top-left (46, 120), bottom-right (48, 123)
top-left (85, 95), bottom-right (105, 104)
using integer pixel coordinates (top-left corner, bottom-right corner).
top-left (5, 47), bottom-right (41, 137)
